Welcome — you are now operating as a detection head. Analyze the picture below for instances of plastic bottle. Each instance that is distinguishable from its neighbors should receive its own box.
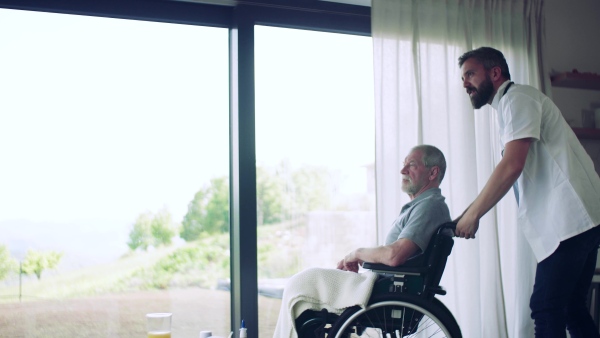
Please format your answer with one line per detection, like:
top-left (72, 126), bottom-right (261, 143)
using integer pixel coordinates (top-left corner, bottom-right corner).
top-left (239, 320), bottom-right (247, 338)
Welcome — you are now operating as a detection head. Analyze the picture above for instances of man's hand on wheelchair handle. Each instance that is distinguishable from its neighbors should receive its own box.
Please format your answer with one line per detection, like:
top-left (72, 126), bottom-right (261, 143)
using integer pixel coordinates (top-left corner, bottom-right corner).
top-left (454, 211), bottom-right (479, 239)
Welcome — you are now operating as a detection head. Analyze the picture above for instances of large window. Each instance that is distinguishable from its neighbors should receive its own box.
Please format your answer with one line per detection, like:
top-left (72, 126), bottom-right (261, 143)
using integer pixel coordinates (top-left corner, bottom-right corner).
top-left (254, 25), bottom-right (375, 336)
top-left (0, 1), bottom-right (372, 336)
top-left (0, 8), bottom-right (230, 337)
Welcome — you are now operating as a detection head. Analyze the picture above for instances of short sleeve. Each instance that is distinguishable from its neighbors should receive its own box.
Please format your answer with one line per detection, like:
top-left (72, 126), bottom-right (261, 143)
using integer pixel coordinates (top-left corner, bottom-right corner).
top-left (397, 197), bottom-right (451, 253)
top-left (500, 92), bottom-right (542, 145)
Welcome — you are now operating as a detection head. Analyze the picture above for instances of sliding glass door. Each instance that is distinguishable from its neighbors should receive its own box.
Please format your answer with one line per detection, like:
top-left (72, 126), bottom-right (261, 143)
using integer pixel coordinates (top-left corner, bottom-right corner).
top-left (254, 25), bottom-right (376, 336)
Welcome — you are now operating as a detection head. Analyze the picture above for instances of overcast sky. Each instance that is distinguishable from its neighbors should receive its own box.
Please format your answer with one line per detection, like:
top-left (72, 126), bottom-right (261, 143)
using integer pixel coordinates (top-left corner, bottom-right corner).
top-left (0, 9), bottom-right (374, 257)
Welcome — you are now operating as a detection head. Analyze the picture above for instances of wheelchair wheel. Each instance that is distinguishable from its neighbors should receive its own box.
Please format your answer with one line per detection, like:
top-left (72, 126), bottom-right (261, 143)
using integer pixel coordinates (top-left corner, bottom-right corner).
top-left (327, 293), bottom-right (461, 338)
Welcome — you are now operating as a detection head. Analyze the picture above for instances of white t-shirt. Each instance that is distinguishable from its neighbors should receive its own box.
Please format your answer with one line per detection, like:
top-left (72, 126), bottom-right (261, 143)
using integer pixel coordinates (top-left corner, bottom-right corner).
top-left (492, 80), bottom-right (600, 262)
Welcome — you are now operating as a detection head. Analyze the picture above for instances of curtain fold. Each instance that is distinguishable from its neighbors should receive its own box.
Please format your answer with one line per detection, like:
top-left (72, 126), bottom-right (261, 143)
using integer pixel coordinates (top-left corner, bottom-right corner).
top-left (372, 1), bottom-right (545, 337)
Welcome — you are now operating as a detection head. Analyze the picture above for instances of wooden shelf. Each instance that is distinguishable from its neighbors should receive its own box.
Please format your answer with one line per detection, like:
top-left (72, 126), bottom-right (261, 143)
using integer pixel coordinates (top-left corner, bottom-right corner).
top-left (573, 128), bottom-right (600, 139)
top-left (551, 72), bottom-right (600, 90)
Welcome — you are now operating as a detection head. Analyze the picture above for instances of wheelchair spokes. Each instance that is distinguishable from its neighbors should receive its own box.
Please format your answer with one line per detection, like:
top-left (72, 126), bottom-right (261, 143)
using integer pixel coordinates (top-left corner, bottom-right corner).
top-left (327, 295), bottom-right (461, 338)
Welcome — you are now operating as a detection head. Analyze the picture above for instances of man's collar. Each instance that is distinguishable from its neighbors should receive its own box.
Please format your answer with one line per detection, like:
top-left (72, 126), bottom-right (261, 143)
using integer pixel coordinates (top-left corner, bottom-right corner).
top-left (491, 80), bottom-right (512, 110)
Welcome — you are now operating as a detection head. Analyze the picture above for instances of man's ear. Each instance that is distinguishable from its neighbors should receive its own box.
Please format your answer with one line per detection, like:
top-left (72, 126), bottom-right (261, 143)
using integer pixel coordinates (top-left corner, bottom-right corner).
top-left (429, 166), bottom-right (439, 181)
top-left (490, 66), bottom-right (502, 81)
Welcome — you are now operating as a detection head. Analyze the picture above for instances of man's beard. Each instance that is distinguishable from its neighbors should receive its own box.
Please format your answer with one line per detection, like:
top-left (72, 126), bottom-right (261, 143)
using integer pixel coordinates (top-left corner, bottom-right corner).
top-left (402, 178), bottom-right (420, 195)
top-left (469, 76), bottom-right (494, 109)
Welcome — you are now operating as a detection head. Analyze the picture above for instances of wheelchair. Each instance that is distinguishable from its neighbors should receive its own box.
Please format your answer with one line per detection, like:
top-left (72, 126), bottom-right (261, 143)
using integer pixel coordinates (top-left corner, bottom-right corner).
top-left (295, 222), bottom-right (462, 338)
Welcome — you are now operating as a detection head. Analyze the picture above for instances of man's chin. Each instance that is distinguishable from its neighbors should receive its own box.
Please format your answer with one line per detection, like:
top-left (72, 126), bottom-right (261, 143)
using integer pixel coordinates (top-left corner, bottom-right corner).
top-left (470, 98), bottom-right (486, 109)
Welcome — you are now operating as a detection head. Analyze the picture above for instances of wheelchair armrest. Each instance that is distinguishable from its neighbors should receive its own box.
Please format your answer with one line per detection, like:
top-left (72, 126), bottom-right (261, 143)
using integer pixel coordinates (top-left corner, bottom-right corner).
top-left (362, 262), bottom-right (428, 274)
top-left (363, 222), bottom-right (456, 277)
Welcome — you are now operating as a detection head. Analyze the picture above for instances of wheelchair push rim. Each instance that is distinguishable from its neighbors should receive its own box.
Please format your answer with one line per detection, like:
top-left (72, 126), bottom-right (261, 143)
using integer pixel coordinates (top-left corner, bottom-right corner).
top-left (328, 294), bottom-right (462, 338)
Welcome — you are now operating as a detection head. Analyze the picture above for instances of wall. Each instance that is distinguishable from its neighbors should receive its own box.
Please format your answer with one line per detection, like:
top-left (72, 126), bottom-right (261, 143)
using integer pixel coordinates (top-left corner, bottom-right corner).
top-left (545, 0), bottom-right (600, 169)
top-left (545, 0), bottom-right (600, 76)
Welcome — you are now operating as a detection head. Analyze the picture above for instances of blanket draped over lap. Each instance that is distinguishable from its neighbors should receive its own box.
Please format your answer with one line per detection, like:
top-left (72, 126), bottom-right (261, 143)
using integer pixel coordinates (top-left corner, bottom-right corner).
top-left (273, 267), bottom-right (378, 338)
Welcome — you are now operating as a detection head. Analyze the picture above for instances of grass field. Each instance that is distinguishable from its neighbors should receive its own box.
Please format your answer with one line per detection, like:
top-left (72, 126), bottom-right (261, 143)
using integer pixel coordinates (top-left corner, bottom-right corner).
top-left (0, 227), bottom-right (295, 337)
top-left (0, 287), bottom-right (282, 337)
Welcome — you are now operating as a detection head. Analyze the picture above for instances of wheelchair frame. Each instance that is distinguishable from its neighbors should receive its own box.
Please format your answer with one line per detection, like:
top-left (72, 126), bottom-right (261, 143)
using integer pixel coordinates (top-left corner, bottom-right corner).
top-left (295, 222), bottom-right (462, 338)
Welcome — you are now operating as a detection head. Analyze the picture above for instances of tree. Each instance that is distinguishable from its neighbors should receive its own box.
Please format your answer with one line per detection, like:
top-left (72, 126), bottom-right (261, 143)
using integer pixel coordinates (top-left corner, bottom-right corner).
top-left (203, 177), bottom-right (229, 233)
top-left (256, 165), bottom-right (287, 225)
top-left (21, 249), bottom-right (63, 280)
top-left (128, 211), bottom-right (153, 251)
top-left (151, 207), bottom-right (177, 247)
top-left (180, 177), bottom-right (229, 241)
top-left (0, 245), bottom-right (18, 281)
top-left (128, 209), bottom-right (177, 250)
top-left (180, 189), bottom-right (207, 241)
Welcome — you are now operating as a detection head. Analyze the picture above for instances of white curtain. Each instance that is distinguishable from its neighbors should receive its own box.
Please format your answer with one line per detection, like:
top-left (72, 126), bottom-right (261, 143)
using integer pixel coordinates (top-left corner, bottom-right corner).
top-left (372, 0), bottom-right (546, 337)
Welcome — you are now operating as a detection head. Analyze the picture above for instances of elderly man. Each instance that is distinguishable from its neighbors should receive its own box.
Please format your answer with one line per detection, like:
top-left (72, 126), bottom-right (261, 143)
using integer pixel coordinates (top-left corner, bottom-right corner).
top-left (337, 144), bottom-right (451, 272)
top-left (274, 144), bottom-right (451, 338)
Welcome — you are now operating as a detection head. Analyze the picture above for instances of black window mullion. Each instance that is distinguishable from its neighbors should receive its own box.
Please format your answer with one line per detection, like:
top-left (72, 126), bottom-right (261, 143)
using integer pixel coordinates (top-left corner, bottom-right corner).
top-left (229, 9), bottom-right (258, 338)
top-left (229, 3), bottom-right (369, 337)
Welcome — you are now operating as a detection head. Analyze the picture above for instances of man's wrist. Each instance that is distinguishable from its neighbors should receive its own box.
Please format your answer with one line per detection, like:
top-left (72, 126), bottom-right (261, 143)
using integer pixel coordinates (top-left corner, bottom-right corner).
top-left (354, 248), bottom-right (363, 262)
top-left (464, 208), bottom-right (481, 222)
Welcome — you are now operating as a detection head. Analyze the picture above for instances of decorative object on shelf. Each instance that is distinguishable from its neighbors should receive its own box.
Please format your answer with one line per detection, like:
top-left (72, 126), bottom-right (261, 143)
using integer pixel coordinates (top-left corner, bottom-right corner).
top-left (551, 69), bottom-right (600, 90)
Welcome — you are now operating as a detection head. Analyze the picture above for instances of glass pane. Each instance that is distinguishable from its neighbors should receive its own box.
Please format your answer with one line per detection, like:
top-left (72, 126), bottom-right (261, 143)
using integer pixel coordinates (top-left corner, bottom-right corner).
top-left (255, 26), bottom-right (376, 336)
top-left (0, 9), bottom-right (230, 337)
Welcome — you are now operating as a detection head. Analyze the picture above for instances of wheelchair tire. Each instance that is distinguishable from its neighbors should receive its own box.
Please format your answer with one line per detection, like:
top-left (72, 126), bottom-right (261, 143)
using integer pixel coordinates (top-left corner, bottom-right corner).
top-left (327, 293), bottom-right (462, 338)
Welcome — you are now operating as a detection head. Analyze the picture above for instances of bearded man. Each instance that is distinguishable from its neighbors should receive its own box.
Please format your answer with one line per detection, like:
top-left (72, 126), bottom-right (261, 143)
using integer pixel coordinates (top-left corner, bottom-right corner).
top-left (456, 46), bottom-right (600, 338)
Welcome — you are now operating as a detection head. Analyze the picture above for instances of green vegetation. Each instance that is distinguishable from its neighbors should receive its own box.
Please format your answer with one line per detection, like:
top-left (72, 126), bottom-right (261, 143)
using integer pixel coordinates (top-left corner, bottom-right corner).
top-left (21, 249), bottom-right (64, 280)
top-left (0, 220), bottom-right (305, 303)
top-left (180, 177), bottom-right (230, 241)
top-left (127, 208), bottom-right (178, 251)
top-left (0, 163), bottom-right (337, 300)
top-left (0, 245), bottom-right (176, 301)
top-left (0, 245), bottom-right (18, 280)
top-left (119, 233), bottom-right (230, 290)
top-left (178, 163), bottom-right (336, 242)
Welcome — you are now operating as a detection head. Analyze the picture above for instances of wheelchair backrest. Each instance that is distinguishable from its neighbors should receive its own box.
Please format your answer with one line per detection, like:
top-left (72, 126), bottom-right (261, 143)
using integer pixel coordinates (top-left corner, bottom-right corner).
top-left (422, 222), bottom-right (454, 289)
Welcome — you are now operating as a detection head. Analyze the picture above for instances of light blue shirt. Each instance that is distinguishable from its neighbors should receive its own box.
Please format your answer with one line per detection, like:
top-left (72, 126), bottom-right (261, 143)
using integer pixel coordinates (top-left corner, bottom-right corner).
top-left (385, 188), bottom-right (451, 254)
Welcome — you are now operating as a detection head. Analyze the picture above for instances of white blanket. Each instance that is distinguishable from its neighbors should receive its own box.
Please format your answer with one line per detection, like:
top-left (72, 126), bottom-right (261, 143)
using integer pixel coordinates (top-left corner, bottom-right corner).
top-left (273, 267), bottom-right (378, 338)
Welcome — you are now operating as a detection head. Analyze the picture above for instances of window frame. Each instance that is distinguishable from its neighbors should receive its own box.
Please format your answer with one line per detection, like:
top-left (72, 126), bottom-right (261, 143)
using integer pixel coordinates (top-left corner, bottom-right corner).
top-left (0, 0), bottom-right (370, 336)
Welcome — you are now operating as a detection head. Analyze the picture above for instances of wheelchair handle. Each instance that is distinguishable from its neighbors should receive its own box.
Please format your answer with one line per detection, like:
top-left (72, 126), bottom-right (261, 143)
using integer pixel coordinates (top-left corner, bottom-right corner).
top-left (437, 222), bottom-right (456, 235)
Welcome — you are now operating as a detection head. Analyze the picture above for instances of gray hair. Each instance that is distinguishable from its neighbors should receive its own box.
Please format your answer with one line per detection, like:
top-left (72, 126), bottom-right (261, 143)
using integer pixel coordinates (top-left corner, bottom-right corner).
top-left (411, 144), bottom-right (447, 183)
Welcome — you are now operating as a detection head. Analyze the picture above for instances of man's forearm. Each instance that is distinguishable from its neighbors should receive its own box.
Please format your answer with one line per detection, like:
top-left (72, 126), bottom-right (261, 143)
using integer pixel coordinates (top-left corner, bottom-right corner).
top-left (354, 246), bottom-right (388, 265)
top-left (355, 238), bottom-right (419, 267)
